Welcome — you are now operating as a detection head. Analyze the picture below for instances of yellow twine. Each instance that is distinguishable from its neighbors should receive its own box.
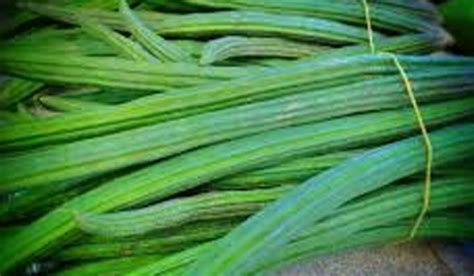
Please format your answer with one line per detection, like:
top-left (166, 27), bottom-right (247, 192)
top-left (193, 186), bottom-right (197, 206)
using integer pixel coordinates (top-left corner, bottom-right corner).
top-left (388, 54), bottom-right (434, 240)
top-left (361, 0), bottom-right (433, 240)
top-left (361, 0), bottom-right (376, 54)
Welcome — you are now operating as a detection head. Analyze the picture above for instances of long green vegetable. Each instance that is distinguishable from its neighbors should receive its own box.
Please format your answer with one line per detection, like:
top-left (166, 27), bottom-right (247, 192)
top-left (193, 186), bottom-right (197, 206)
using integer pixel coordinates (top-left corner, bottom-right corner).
top-left (76, 175), bottom-right (473, 239)
top-left (0, 176), bottom-right (99, 223)
top-left (0, 36), bottom-right (451, 150)
top-left (129, 175), bottom-right (474, 275)
top-left (145, 0), bottom-right (440, 33)
top-left (2, 68), bottom-right (473, 190)
top-left (58, 219), bottom-right (238, 261)
top-left (46, 86), bottom-right (156, 105)
top-left (115, 10), bottom-right (387, 45)
top-left (78, 17), bottom-right (156, 62)
top-left (119, 0), bottom-right (192, 62)
top-left (3, 31), bottom-right (116, 57)
top-left (39, 95), bottom-right (110, 113)
top-left (6, 28), bottom-right (203, 59)
top-left (1, 0), bottom-right (137, 36)
top-left (77, 186), bottom-right (292, 237)
top-left (0, 150), bottom-right (354, 222)
top-left (24, 0), bottom-right (439, 36)
top-left (212, 150), bottom-right (361, 189)
top-left (261, 216), bottom-right (474, 274)
top-left (1, 102), bottom-right (473, 273)
top-left (1, 2), bottom-right (472, 275)
top-left (15, 103), bottom-right (36, 120)
top-left (61, 216), bottom-right (472, 275)
top-left (185, 123), bottom-right (474, 275)
top-left (0, 78), bottom-right (44, 108)
top-left (23, 3), bottom-right (386, 45)
top-left (130, 187), bottom-right (472, 275)
top-left (0, 50), bottom-right (259, 91)
top-left (130, 182), bottom-right (473, 275)
top-left (55, 255), bottom-right (161, 276)
top-left (0, 57), bottom-right (469, 157)
top-left (200, 36), bottom-right (330, 65)
top-left (129, 217), bottom-right (472, 276)
top-left (0, 163), bottom-right (162, 224)
top-left (0, 111), bottom-right (28, 125)
top-left (266, 181), bottom-right (473, 271)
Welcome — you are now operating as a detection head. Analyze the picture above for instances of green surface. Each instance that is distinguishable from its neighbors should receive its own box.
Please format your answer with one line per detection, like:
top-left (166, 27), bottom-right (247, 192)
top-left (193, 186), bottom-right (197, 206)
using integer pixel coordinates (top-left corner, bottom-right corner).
top-left (441, 0), bottom-right (474, 54)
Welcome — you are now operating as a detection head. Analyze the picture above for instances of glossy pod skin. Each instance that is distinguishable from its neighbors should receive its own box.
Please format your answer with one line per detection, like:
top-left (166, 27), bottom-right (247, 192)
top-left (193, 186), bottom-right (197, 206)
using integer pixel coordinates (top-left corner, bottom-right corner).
top-left (1, 103), bottom-right (473, 273)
